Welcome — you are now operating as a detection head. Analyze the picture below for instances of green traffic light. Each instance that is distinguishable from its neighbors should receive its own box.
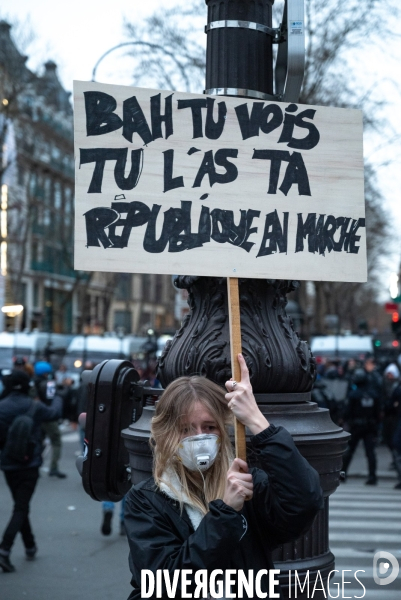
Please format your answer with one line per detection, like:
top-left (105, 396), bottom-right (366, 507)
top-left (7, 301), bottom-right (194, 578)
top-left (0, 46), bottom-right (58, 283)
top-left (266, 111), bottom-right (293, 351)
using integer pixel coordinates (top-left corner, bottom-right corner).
top-left (374, 340), bottom-right (381, 347)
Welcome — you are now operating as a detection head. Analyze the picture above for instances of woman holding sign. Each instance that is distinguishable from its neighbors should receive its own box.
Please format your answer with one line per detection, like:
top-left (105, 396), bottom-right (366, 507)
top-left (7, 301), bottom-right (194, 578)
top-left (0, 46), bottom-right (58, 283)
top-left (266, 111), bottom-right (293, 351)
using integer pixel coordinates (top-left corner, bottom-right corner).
top-left (124, 355), bottom-right (323, 599)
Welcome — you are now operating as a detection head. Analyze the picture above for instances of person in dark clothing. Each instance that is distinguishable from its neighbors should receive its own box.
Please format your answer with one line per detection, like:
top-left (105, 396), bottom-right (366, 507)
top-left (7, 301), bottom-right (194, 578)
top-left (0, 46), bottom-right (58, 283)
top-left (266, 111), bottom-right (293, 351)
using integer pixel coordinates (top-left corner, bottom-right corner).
top-left (76, 370), bottom-right (91, 450)
top-left (1, 359), bottom-right (35, 400)
top-left (393, 414), bottom-right (401, 490)
top-left (0, 370), bottom-right (62, 572)
top-left (311, 380), bottom-right (341, 424)
top-left (34, 361), bottom-right (67, 478)
top-left (387, 380), bottom-right (401, 489)
top-left (382, 363), bottom-right (400, 463)
top-left (124, 354), bottom-right (323, 599)
top-left (363, 356), bottom-right (383, 401)
top-left (342, 368), bottom-right (381, 485)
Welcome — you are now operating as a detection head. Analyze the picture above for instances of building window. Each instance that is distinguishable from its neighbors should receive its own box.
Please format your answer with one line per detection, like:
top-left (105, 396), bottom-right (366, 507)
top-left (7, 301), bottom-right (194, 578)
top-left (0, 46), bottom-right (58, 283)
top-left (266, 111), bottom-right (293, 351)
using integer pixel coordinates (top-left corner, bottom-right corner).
top-left (142, 274), bottom-right (151, 301)
top-left (114, 310), bottom-right (132, 333)
top-left (116, 273), bottom-right (131, 301)
top-left (44, 177), bottom-right (51, 204)
top-left (64, 187), bottom-right (72, 228)
top-left (31, 241), bottom-right (38, 263)
top-left (65, 188), bottom-right (72, 213)
top-left (54, 181), bottom-right (62, 210)
top-left (43, 206), bottom-right (51, 228)
top-left (33, 283), bottom-right (40, 308)
top-left (155, 277), bottom-right (163, 302)
top-left (139, 311), bottom-right (152, 332)
top-left (29, 172), bottom-right (37, 197)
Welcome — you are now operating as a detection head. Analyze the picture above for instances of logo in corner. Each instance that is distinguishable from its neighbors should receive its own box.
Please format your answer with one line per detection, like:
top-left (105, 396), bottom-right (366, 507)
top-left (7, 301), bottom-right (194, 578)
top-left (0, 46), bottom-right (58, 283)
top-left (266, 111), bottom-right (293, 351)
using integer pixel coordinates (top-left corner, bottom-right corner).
top-left (373, 551), bottom-right (399, 586)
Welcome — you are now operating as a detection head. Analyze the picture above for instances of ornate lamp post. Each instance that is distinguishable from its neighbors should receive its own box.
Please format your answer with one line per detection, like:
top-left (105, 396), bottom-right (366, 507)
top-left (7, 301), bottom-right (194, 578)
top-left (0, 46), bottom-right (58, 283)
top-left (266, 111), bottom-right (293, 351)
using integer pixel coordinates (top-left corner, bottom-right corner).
top-left (123, 2), bottom-right (350, 598)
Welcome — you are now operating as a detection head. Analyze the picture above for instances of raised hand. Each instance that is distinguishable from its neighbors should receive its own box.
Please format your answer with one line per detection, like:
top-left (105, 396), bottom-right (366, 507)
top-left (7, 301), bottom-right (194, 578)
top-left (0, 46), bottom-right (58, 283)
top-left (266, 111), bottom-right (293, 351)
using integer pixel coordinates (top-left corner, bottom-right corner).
top-left (225, 354), bottom-right (270, 435)
top-left (222, 458), bottom-right (254, 511)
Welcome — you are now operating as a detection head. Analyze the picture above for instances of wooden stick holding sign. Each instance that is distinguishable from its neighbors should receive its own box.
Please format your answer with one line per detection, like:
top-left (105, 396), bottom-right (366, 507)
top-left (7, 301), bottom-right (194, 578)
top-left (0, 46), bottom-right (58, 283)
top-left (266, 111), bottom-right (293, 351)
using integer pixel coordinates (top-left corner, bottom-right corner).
top-left (227, 277), bottom-right (246, 461)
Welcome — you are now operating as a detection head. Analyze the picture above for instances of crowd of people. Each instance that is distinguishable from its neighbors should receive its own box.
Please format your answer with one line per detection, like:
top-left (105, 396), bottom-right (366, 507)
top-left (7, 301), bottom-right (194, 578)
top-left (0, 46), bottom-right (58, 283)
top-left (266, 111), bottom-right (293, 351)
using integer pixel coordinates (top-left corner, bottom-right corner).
top-left (312, 354), bottom-right (401, 488)
top-left (1, 350), bottom-right (400, 578)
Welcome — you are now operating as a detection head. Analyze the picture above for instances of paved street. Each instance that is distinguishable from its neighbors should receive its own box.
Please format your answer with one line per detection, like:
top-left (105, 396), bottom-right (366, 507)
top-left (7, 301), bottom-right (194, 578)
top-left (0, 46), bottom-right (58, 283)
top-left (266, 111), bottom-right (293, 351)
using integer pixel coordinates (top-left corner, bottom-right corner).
top-left (0, 430), bottom-right (132, 600)
top-left (329, 480), bottom-right (401, 599)
top-left (1, 429), bottom-right (400, 599)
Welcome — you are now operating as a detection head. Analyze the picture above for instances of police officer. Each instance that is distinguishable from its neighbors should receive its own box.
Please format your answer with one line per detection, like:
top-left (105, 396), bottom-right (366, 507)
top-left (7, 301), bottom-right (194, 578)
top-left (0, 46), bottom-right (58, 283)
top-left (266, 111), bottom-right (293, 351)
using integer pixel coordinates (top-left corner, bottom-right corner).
top-left (342, 368), bottom-right (381, 485)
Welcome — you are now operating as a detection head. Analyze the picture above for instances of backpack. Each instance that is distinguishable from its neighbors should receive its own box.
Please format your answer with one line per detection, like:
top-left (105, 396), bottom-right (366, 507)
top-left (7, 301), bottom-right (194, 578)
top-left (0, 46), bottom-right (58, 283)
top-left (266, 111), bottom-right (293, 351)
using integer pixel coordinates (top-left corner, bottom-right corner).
top-left (35, 378), bottom-right (56, 405)
top-left (2, 402), bottom-right (38, 464)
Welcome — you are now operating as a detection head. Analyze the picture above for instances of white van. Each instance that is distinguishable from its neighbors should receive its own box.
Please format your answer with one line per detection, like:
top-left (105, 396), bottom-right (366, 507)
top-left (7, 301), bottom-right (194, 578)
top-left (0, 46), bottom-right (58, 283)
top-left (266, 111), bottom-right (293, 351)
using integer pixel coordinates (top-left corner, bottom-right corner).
top-left (310, 335), bottom-right (373, 360)
top-left (0, 331), bottom-right (73, 371)
top-left (62, 335), bottom-right (147, 386)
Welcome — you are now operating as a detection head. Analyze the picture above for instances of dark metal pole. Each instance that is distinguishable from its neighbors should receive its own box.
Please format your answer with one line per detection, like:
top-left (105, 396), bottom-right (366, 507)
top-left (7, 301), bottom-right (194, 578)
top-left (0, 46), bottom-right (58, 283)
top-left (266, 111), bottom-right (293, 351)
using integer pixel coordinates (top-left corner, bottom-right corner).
top-left (205, 0), bottom-right (275, 99)
top-left (122, 4), bottom-right (349, 599)
top-left (157, 3), bottom-right (349, 599)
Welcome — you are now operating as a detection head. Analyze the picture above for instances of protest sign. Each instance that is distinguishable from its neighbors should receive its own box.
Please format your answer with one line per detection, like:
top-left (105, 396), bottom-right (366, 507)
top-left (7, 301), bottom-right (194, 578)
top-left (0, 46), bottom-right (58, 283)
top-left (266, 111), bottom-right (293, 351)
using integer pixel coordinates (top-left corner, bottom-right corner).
top-left (74, 81), bottom-right (366, 282)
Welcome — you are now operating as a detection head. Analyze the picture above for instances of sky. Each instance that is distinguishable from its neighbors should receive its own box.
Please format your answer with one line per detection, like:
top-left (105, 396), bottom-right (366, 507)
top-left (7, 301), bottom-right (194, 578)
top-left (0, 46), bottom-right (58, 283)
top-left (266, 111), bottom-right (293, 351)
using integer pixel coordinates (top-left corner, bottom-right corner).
top-left (1, 0), bottom-right (400, 296)
top-left (0, 0), bottom-right (181, 88)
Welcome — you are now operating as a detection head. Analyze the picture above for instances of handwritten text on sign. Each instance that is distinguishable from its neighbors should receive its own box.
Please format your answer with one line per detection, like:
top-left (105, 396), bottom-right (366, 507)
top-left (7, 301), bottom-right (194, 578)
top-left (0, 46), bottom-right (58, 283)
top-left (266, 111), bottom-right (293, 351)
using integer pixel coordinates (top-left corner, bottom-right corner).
top-left (73, 81), bottom-right (366, 281)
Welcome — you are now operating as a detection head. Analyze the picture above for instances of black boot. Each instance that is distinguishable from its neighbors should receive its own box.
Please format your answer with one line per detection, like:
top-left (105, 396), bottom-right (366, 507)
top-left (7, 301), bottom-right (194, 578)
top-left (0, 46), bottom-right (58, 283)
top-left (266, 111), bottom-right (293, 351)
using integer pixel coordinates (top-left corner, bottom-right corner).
top-left (101, 511), bottom-right (113, 536)
top-left (0, 552), bottom-right (15, 573)
top-left (25, 545), bottom-right (38, 560)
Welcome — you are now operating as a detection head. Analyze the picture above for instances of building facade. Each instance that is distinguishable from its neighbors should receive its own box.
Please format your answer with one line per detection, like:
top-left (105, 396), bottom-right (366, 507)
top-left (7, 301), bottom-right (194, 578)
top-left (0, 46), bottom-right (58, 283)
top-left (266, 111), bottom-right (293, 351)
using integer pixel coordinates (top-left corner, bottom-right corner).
top-left (0, 21), bottom-right (177, 336)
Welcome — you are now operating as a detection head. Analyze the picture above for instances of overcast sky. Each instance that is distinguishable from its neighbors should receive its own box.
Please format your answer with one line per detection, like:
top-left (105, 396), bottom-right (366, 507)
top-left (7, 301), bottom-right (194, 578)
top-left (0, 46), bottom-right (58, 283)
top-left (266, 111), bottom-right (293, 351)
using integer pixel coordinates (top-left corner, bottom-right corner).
top-left (1, 0), bottom-right (400, 294)
top-left (0, 0), bottom-right (184, 88)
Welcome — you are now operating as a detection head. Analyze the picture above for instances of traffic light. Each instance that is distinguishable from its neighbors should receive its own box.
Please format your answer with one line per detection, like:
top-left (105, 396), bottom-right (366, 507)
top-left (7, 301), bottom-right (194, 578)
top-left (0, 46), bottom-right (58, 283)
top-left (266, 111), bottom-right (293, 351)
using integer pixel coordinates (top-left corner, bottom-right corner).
top-left (391, 311), bottom-right (401, 337)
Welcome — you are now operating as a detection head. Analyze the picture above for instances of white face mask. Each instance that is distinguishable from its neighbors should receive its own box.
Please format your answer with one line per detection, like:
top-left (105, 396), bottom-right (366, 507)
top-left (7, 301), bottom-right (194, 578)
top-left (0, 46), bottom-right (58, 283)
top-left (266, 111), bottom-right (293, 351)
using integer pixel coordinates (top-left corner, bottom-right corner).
top-left (176, 434), bottom-right (220, 472)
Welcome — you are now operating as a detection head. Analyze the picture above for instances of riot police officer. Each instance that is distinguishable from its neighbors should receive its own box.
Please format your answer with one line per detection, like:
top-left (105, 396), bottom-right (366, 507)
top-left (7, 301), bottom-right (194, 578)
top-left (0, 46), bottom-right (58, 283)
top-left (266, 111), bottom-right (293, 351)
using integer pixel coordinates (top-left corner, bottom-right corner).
top-left (342, 368), bottom-right (381, 485)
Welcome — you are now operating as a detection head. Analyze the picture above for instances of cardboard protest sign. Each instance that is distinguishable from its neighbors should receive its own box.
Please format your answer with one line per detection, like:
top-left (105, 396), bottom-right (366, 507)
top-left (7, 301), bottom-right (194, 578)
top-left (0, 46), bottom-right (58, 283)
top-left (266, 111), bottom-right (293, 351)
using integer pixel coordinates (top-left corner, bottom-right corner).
top-left (73, 81), bottom-right (366, 282)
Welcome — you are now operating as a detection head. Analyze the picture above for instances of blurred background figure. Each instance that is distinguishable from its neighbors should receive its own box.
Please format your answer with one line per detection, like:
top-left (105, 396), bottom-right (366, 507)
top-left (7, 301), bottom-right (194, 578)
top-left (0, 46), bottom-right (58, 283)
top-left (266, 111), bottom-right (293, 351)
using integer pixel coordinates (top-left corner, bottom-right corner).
top-left (393, 406), bottom-right (401, 489)
top-left (76, 361), bottom-right (94, 449)
top-left (101, 497), bottom-right (126, 537)
top-left (385, 368), bottom-right (401, 489)
top-left (0, 358), bottom-right (35, 400)
top-left (363, 356), bottom-right (383, 399)
top-left (382, 363), bottom-right (400, 468)
top-left (311, 380), bottom-right (341, 425)
top-left (342, 368), bottom-right (382, 485)
top-left (0, 370), bottom-right (62, 572)
top-left (34, 361), bottom-right (66, 479)
top-left (54, 364), bottom-right (68, 385)
top-left (344, 358), bottom-right (358, 387)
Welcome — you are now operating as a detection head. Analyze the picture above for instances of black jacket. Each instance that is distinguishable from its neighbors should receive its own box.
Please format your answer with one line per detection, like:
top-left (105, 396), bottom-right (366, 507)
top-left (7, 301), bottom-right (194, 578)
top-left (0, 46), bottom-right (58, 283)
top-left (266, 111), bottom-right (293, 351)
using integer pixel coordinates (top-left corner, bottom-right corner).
top-left (344, 385), bottom-right (381, 430)
top-left (124, 425), bottom-right (323, 600)
top-left (0, 391), bottom-right (62, 471)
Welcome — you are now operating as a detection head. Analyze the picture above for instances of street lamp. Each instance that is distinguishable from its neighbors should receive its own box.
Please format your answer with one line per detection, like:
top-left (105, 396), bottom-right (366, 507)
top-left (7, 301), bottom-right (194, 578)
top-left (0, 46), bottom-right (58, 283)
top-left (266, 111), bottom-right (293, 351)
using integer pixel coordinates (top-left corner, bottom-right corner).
top-left (91, 41), bottom-right (189, 83)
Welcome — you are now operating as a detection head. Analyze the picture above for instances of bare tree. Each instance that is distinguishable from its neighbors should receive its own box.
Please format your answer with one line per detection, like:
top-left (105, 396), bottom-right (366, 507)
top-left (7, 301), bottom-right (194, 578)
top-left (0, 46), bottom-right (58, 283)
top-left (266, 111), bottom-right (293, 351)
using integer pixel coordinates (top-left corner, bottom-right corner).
top-left (123, 1), bottom-right (205, 93)
top-left (295, 0), bottom-right (399, 333)
top-left (122, 0), bottom-right (399, 334)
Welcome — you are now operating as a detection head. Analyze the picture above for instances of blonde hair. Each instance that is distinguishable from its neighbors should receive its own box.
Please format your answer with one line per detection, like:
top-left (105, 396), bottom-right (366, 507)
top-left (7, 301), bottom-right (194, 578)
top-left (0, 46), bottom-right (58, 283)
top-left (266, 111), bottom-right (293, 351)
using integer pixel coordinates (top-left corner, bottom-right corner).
top-left (151, 376), bottom-right (234, 515)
